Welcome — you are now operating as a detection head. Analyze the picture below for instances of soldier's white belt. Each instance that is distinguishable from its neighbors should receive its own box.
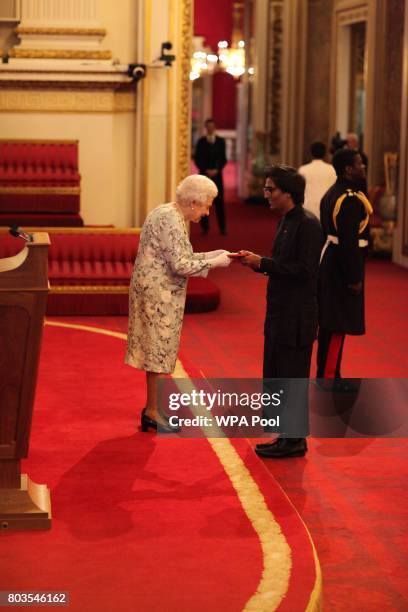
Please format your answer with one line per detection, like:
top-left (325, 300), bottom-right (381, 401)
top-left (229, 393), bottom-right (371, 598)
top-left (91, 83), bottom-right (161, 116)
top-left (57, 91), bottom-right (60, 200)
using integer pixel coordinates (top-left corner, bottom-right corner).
top-left (320, 234), bottom-right (369, 261)
top-left (326, 235), bottom-right (368, 247)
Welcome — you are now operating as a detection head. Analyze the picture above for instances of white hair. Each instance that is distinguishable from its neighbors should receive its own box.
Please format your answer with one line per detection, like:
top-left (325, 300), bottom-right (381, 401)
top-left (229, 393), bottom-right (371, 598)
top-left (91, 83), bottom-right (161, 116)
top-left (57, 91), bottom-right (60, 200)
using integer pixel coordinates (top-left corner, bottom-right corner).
top-left (176, 174), bottom-right (218, 205)
top-left (346, 132), bottom-right (359, 146)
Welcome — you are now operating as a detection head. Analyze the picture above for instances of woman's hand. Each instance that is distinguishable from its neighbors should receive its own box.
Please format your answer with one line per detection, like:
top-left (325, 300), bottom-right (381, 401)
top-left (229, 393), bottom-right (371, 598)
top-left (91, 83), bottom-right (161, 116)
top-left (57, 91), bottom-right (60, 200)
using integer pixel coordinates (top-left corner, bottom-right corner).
top-left (204, 249), bottom-right (228, 260)
top-left (208, 252), bottom-right (232, 268)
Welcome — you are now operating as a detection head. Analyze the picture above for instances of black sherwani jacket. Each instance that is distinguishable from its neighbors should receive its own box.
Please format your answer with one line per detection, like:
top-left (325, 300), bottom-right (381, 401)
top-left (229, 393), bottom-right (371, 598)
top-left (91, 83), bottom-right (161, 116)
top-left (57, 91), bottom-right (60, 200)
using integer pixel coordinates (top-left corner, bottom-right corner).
top-left (319, 178), bottom-right (370, 335)
top-left (259, 206), bottom-right (323, 347)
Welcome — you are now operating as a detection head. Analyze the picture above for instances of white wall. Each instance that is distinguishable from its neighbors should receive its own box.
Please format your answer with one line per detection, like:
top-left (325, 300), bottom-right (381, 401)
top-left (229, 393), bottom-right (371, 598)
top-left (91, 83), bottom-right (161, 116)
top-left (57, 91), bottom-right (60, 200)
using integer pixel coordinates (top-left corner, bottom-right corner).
top-left (100, 0), bottom-right (139, 64)
top-left (0, 1), bottom-right (141, 227)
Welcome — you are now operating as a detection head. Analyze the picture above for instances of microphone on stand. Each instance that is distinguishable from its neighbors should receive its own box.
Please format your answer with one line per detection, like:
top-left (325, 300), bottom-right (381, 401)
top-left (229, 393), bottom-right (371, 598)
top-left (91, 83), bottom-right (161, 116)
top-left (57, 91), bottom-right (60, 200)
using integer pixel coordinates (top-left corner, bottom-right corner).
top-left (9, 225), bottom-right (33, 242)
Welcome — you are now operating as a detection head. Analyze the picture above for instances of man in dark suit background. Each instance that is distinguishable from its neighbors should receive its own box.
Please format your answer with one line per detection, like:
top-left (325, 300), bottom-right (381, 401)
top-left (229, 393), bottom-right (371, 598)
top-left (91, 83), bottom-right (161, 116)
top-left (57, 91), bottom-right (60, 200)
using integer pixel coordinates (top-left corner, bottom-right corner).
top-left (194, 118), bottom-right (227, 235)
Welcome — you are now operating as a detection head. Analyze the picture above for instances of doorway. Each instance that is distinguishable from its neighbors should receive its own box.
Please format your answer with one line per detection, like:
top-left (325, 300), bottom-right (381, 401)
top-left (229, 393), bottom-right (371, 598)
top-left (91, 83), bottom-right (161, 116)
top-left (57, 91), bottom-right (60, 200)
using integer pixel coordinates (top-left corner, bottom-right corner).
top-left (335, 18), bottom-right (367, 145)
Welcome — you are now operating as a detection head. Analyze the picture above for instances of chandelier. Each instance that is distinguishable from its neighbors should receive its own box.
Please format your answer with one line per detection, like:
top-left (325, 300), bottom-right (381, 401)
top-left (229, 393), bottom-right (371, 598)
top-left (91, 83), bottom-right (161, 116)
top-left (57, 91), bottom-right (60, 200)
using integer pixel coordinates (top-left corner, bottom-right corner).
top-left (190, 39), bottom-right (218, 81)
top-left (190, 38), bottom-right (249, 81)
top-left (217, 39), bottom-right (245, 78)
top-left (190, 1), bottom-right (249, 81)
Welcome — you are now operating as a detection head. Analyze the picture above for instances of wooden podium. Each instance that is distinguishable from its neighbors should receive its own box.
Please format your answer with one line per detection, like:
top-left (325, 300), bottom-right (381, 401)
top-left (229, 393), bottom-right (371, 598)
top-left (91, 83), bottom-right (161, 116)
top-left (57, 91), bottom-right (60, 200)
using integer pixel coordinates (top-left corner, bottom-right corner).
top-left (0, 232), bottom-right (51, 530)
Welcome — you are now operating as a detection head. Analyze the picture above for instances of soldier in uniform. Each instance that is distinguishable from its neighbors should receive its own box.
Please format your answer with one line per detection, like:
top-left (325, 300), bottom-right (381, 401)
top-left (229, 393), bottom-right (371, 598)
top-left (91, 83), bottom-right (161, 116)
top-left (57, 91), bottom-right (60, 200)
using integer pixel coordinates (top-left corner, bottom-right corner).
top-left (238, 165), bottom-right (323, 458)
top-left (317, 148), bottom-right (372, 386)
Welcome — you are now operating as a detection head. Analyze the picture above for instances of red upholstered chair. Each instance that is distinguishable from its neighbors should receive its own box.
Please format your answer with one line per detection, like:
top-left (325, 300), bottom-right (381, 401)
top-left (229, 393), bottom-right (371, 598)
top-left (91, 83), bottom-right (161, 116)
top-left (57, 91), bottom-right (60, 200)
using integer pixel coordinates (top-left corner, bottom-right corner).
top-left (0, 140), bottom-right (83, 227)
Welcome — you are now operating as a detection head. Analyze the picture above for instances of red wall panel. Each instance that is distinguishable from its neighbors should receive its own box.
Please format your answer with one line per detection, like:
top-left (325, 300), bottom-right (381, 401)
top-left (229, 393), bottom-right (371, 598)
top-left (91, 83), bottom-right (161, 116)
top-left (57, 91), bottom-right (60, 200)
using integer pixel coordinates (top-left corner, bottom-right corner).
top-left (194, 0), bottom-right (234, 51)
top-left (212, 71), bottom-right (237, 129)
top-left (194, 0), bottom-right (237, 129)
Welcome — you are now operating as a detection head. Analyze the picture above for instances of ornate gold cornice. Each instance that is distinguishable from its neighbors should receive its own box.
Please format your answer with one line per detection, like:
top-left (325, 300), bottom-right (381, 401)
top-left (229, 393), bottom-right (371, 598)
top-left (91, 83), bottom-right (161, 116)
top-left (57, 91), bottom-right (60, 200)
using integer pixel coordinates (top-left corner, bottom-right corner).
top-left (0, 139), bottom-right (78, 144)
top-left (0, 187), bottom-right (80, 195)
top-left (9, 49), bottom-right (112, 60)
top-left (0, 227), bottom-right (141, 234)
top-left (0, 90), bottom-right (136, 113)
top-left (50, 285), bottom-right (129, 294)
top-left (15, 27), bottom-right (107, 36)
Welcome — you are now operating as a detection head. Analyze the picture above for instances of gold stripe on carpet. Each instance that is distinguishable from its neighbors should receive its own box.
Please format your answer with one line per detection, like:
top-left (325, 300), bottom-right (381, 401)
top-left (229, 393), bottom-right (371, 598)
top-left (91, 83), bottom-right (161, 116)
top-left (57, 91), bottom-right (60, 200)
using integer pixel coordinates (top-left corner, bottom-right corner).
top-left (172, 359), bottom-right (291, 611)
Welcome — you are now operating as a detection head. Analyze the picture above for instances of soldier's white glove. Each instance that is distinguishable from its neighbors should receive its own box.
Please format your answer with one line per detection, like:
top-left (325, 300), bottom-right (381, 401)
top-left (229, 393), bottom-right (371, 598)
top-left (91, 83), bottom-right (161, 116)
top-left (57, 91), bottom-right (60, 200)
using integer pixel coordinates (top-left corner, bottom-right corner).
top-left (204, 249), bottom-right (228, 260)
top-left (208, 252), bottom-right (232, 268)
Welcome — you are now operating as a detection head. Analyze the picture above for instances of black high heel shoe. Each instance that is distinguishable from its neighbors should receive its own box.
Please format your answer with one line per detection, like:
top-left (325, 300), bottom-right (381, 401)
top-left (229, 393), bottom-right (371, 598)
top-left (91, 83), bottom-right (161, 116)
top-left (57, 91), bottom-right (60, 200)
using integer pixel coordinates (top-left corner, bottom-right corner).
top-left (141, 409), bottom-right (181, 434)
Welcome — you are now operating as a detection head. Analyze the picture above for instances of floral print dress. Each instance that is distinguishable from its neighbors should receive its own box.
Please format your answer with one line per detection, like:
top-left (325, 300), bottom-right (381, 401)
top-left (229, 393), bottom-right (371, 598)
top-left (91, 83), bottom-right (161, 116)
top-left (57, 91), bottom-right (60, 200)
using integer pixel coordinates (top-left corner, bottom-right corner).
top-left (125, 203), bottom-right (211, 373)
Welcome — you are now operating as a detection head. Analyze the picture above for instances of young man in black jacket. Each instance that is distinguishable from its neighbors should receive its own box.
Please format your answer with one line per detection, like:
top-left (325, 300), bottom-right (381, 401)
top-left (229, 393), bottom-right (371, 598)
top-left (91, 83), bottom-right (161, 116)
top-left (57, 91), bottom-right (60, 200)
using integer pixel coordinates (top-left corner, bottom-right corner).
top-left (239, 165), bottom-right (323, 458)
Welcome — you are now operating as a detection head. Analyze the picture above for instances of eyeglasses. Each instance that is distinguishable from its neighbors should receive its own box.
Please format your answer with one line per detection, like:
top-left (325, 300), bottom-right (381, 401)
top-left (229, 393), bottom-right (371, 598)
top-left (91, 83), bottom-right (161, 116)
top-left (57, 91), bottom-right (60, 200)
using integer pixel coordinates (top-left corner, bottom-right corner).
top-left (263, 186), bottom-right (278, 193)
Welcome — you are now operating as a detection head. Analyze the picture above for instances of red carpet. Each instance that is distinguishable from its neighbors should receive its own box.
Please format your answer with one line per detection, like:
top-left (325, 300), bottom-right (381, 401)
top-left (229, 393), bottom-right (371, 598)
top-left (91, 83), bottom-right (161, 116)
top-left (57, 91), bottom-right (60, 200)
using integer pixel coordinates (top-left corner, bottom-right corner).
top-left (186, 168), bottom-right (408, 610)
top-left (1, 323), bottom-right (320, 612)
top-left (2, 164), bottom-right (407, 610)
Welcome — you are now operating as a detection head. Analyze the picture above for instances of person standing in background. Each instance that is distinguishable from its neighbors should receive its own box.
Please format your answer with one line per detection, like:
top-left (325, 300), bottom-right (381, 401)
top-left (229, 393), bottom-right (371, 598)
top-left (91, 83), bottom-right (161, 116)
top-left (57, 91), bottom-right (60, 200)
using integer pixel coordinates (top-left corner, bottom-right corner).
top-left (346, 132), bottom-right (368, 170)
top-left (346, 133), bottom-right (368, 193)
top-left (194, 118), bottom-right (227, 235)
top-left (298, 141), bottom-right (336, 219)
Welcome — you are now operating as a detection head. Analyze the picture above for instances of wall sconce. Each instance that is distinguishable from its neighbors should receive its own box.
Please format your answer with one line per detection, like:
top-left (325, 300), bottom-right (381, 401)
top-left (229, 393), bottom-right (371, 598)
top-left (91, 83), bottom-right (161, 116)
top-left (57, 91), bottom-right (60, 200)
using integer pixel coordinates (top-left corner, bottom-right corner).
top-left (159, 42), bottom-right (176, 67)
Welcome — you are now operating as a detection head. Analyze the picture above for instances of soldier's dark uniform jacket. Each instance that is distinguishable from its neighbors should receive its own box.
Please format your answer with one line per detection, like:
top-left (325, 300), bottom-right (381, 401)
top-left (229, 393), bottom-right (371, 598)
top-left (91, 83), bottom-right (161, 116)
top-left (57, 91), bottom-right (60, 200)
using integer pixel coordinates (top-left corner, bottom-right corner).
top-left (319, 178), bottom-right (372, 335)
top-left (259, 206), bottom-right (323, 349)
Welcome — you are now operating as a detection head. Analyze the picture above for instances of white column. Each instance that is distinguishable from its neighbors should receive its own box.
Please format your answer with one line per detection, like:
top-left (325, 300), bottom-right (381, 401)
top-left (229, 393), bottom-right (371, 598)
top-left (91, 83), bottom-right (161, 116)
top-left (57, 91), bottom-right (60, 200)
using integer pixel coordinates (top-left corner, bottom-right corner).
top-left (134, 0), bottom-right (193, 224)
top-left (281, 0), bottom-right (307, 167)
top-left (252, 0), bottom-right (269, 138)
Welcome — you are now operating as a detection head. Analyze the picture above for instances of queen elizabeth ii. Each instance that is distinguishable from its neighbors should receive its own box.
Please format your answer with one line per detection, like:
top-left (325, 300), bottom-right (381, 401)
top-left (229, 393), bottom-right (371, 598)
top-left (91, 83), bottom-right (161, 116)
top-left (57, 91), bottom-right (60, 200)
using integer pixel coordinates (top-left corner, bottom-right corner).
top-left (125, 174), bottom-right (231, 432)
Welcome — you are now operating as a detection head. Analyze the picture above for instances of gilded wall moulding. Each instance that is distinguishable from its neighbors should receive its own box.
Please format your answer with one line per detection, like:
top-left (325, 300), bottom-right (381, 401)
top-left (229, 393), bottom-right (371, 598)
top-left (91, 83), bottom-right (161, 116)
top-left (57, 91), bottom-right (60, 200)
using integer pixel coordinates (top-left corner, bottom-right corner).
top-left (0, 187), bottom-right (80, 195)
top-left (15, 27), bottom-right (107, 36)
top-left (9, 49), bottom-right (112, 60)
top-left (0, 90), bottom-right (136, 113)
top-left (50, 285), bottom-right (129, 294)
top-left (337, 8), bottom-right (368, 25)
top-left (176, 0), bottom-right (193, 183)
top-left (267, 0), bottom-right (284, 156)
top-left (0, 227), bottom-right (141, 234)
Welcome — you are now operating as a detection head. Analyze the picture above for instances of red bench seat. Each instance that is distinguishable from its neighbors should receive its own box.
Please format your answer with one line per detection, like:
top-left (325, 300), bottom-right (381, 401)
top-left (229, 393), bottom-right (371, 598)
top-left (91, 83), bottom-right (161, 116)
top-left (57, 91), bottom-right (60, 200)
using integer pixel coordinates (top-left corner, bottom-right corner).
top-left (0, 229), bottom-right (220, 315)
top-left (0, 140), bottom-right (83, 226)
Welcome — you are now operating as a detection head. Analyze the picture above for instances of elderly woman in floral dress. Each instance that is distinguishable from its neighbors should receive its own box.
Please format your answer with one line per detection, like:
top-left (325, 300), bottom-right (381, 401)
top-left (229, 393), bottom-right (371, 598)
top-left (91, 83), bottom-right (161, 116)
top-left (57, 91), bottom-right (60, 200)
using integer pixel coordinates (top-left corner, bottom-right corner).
top-left (125, 174), bottom-right (231, 433)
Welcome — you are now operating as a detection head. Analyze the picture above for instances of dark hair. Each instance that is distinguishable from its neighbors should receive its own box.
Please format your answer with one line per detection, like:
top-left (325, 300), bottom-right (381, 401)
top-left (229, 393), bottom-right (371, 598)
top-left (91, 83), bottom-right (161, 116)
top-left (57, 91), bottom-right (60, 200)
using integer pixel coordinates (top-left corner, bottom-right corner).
top-left (205, 118), bottom-right (215, 125)
top-left (310, 141), bottom-right (326, 159)
top-left (264, 164), bottom-right (305, 206)
top-left (330, 131), bottom-right (347, 154)
top-left (332, 148), bottom-right (359, 177)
